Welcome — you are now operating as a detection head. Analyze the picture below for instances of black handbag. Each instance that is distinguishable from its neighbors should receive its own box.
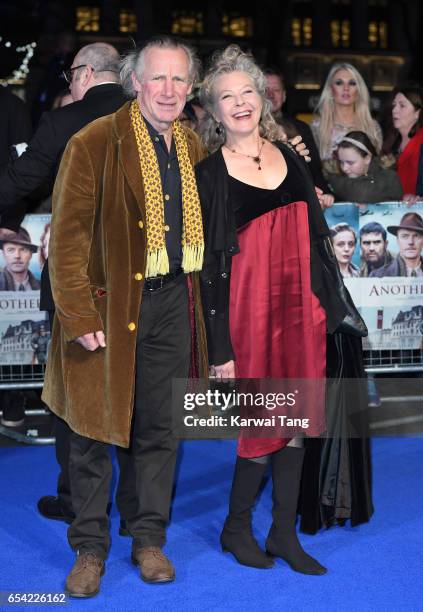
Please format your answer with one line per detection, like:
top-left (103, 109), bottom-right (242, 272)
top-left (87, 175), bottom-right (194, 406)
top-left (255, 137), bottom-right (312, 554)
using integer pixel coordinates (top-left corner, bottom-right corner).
top-left (321, 236), bottom-right (368, 338)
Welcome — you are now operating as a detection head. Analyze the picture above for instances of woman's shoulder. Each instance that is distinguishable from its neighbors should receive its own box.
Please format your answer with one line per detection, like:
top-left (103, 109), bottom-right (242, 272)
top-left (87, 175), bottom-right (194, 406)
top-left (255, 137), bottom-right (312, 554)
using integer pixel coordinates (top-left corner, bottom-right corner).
top-left (195, 147), bottom-right (223, 175)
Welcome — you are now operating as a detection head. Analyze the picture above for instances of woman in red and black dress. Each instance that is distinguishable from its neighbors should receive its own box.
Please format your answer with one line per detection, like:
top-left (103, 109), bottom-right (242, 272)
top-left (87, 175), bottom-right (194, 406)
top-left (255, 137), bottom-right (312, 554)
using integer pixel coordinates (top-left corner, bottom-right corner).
top-left (197, 46), bottom-right (372, 575)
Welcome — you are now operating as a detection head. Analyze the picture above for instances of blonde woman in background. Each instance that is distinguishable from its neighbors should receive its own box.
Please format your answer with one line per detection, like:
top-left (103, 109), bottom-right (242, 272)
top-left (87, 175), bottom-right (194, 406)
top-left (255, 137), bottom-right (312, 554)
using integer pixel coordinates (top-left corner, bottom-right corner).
top-left (312, 63), bottom-right (382, 167)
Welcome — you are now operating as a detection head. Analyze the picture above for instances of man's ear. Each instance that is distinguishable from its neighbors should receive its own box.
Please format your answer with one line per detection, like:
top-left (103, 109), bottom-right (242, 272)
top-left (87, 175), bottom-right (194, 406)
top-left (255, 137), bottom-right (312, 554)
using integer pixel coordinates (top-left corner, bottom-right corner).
top-left (187, 82), bottom-right (193, 96)
top-left (131, 72), bottom-right (142, 93)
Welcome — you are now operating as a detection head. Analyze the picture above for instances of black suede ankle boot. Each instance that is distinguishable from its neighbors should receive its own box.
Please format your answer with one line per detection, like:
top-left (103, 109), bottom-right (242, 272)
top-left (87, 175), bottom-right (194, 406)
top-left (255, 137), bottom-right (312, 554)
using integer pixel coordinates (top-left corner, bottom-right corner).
top-left (266, 447), bottom-right (327, 575)
top-left (221, 457), bottom-right (274, 569)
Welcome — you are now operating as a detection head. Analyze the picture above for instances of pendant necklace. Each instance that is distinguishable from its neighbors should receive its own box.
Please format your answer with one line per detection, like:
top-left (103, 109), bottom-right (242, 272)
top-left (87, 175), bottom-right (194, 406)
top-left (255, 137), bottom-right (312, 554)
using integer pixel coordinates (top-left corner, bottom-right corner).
top-left (225, 139), bottom-right (265, 170)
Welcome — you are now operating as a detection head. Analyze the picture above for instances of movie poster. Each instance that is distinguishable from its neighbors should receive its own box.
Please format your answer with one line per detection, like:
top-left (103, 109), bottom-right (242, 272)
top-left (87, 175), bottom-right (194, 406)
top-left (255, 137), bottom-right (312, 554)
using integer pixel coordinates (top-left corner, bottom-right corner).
top-left (325, 202), bottom-right (423, 351)
top-left (0, 215), bottom-right (51, 365)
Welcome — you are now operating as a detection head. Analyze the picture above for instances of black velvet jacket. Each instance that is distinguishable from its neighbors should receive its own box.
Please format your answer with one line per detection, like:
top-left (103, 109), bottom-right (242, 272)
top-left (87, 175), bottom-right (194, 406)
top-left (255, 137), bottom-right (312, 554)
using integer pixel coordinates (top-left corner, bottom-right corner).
top-left (195, 142), bottom-right (348, 365)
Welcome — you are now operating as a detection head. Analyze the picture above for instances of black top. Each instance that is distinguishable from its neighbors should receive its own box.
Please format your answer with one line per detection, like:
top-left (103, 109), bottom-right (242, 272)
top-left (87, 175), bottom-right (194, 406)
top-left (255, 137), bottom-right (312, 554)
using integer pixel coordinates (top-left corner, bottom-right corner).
top-left (229, 159), bottom-right (307, 228)
top-left (145, 120), bottom-right (182, 274)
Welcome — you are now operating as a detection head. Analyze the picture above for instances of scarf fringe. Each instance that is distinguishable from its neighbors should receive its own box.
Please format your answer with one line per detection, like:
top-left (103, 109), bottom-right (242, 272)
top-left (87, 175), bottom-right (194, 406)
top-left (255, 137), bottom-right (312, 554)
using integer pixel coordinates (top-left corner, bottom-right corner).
top-left (182, 244), bottom-right (204, 273)
top-left (146, 248), bottom-right (169, 278)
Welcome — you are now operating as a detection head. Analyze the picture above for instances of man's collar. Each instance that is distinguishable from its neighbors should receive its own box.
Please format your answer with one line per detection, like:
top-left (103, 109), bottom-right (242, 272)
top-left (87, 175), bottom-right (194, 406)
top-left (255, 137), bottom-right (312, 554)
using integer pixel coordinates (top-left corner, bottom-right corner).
top-left (83, 82), bottom-right (121, 99)
top-left (143, 116), bottom-right (161, 139)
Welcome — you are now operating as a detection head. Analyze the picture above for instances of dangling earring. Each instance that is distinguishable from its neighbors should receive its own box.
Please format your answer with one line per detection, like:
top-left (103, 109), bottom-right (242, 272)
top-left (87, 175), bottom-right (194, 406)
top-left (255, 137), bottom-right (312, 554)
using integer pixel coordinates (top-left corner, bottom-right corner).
top-left (215, 121), bottom-right (224, 135)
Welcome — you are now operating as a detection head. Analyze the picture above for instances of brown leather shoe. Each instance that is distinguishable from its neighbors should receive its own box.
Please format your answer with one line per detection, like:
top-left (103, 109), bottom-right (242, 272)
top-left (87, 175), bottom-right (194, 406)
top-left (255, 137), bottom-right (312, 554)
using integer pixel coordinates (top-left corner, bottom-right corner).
top-left (65, 552), bottom-right (105, 598)
top-left (131, 545), bottom-right (175, 584)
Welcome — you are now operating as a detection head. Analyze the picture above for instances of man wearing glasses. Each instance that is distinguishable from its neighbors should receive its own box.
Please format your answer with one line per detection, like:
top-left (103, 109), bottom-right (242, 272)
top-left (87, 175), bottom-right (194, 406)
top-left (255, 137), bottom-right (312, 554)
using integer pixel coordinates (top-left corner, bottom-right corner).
top-left (0, 41), bottom-right (126, 527)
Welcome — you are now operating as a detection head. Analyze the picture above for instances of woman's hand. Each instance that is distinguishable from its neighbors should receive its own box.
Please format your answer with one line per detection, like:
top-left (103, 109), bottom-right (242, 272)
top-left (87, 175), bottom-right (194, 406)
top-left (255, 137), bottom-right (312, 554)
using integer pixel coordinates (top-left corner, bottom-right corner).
top-left (402, 193), bottom-right (421, 206)
top-left (315, 187), bottom-right (334, 209)
top-left (211, 360), bottom-right (236, 380)
top-left (321, 193), bottom-right (335, 209)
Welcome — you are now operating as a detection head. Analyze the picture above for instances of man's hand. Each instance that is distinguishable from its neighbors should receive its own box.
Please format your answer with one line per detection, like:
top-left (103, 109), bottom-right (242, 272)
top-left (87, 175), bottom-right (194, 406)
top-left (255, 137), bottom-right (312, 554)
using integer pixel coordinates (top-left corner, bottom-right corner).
top-left (289, 135), bottom-right (311, 162)
top-left (211, 360), bottom-right (236, 380)
top-left (75, 331), bottom-right (106, 351)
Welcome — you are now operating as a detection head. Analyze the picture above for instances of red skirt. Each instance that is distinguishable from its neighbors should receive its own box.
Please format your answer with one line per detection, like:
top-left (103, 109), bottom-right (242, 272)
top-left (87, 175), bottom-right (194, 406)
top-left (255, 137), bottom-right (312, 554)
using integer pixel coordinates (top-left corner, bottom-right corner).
top-left (229, 202), bottom-right (326, 457)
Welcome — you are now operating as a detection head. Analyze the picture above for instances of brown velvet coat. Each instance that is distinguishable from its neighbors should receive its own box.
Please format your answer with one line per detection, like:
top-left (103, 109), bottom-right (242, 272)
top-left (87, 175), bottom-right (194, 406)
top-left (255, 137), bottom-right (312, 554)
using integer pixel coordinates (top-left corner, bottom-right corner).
top-left (41, 101), bottom-right (208, 447)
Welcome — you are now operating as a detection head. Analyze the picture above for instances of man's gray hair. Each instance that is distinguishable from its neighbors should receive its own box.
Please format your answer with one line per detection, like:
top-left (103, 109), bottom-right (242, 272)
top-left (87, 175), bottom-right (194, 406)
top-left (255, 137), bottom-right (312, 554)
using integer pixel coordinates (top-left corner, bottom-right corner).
top-left (120, 36), bottom-right (200, 98)
top-left (77, 43), bottom-right (120, 82)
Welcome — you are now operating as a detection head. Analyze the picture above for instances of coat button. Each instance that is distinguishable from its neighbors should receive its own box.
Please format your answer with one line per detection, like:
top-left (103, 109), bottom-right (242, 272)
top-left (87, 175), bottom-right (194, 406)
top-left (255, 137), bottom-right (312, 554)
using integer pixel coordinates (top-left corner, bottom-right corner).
top-left (128, 322), bottom-right (136, 331)
top-left (164, 194), bottom-right (170, 201)
top-left (134, 273), bottom-right (143, 281)
top-left (138, 220), bottom-right (144, 229)
top-left (164, 225), bottom-right (170, 231)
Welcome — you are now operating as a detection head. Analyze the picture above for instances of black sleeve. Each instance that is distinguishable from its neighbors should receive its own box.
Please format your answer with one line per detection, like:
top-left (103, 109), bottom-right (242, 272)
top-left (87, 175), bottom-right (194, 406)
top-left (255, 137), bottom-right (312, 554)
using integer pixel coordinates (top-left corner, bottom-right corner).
top-left (200, 252), bottom-right (234, 366)
top-left (294, 120), bottom-right (331, 193)
top-left (7, 93), bottom-right (32, 149)
top-left (0, 112), bottom-right (59, 214)
top-left (196, 163), bottom-right (235, 366)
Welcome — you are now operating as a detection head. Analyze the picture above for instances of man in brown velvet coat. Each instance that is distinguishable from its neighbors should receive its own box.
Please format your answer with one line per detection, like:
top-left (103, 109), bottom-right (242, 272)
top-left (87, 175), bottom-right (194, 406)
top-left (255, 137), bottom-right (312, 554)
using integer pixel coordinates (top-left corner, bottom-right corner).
top-left (42, 36), bottom-right (208, 597)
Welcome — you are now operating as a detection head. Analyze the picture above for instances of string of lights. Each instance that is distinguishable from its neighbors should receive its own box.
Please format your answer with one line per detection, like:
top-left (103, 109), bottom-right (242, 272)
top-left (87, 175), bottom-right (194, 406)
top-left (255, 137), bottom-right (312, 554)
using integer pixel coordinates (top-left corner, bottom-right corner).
top-left (0, 37), bottom-right (37, 85)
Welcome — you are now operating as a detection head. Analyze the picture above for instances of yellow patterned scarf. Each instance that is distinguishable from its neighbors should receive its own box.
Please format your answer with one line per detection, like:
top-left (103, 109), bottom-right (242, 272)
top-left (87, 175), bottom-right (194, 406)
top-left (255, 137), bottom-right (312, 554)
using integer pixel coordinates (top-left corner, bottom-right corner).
top-left (130, 100), bottom-right (204, 277)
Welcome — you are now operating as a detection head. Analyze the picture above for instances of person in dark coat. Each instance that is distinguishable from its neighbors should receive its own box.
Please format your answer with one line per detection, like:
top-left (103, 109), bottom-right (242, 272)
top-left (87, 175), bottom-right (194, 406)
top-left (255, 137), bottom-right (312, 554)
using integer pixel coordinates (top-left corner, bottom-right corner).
top-left (0, 42), bottom-right (126, 526)
top-left (0, 87), bottom-right (33, 231)
top-left (264, 67), bottom-right (334, 206)
top-left (0, 87), bottom-right (32, 169)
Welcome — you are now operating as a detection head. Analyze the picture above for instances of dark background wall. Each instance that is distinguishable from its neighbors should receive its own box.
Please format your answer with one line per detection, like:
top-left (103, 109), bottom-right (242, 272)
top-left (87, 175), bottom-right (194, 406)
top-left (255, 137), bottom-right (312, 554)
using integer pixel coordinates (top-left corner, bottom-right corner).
top-left (1, 0), bottom-right (422, 116)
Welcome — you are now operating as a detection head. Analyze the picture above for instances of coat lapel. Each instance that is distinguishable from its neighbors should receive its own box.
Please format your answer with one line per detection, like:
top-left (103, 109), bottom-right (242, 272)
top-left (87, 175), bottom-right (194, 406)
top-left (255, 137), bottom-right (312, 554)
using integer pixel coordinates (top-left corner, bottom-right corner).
top-left (113, 102), bottom-right (145, 214)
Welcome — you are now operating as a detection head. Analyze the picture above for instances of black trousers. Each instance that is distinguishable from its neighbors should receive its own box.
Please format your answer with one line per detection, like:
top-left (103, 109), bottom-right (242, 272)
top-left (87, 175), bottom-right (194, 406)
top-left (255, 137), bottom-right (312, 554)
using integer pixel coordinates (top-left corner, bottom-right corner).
top-left (67, 275), bottom-right (191, 559)
top-left (46, 309), bottom-right (74, 517)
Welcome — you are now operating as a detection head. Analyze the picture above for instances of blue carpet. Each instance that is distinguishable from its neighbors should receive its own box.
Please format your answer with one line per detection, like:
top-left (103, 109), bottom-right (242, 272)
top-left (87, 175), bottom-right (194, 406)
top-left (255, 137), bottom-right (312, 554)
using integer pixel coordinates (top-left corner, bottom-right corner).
top-left (0, 437), bottom-right (422, 611)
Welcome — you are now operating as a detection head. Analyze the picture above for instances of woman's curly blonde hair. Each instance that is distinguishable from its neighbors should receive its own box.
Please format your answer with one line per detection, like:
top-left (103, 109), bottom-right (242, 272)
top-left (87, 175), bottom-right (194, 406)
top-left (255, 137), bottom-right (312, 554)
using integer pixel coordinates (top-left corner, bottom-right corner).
top-left (199, 44), bottom-right (281, 152)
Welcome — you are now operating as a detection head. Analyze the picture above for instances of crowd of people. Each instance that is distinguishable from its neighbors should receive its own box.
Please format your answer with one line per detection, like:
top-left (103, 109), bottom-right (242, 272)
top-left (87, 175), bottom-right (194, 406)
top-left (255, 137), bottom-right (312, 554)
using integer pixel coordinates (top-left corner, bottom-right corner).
top-left (0, 35), bottom-right (420, 598)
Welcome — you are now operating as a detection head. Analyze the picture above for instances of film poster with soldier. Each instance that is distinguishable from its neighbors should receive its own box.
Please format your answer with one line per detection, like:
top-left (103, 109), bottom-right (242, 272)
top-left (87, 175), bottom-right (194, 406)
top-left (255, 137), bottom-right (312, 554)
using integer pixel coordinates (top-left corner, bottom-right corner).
top-left (325, 202), bottom-right (423, 351)
top-left (0, 215), bottom-right (51, 365)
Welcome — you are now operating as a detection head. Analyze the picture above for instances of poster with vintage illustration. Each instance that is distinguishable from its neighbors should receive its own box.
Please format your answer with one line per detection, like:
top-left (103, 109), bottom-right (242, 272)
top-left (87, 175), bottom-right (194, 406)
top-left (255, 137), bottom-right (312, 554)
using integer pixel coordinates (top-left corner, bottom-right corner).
top-left (325, 202), bottom-right (423, 351)
top-left (0, 214), bottom-right (51, 365)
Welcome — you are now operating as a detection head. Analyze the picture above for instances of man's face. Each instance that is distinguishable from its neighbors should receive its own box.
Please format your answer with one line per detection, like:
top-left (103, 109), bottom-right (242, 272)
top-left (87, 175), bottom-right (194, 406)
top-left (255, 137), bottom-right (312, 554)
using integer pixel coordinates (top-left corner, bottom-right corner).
top-left (2, 243), bottom-right (32, 273)
top-left (133, 47), bottom-right (192, 133)
top-left (265, 74), bottom-right (285, 113)
top-left (397, 229), bottom-right (423, 261)
top-left (360, 232), bottom-right (387, 263)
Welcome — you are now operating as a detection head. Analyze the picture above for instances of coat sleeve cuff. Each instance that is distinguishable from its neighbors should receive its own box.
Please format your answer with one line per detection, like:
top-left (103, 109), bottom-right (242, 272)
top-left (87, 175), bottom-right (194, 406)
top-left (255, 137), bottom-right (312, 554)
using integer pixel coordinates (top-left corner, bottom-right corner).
top-left (56, 312), bottom-right (104, 343)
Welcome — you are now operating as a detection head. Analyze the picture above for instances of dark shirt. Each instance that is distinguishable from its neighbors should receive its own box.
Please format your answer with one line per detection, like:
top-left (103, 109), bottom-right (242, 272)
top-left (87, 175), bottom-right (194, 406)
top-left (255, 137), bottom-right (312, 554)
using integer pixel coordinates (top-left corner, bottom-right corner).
top-left (145, 119), bottom-right (182, 274)
top-left (229, 161), bottom-right (307, 228)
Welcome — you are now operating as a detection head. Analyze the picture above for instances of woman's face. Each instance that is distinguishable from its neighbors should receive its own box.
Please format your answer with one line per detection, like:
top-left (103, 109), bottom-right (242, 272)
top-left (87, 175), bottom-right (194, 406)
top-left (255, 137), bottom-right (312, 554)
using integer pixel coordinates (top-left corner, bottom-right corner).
top-left (42, 227), bottom-right (50, 259)
top-left (337, 147), bottom-right (371, 178)
top-left (332, 230), bottom-right (356, 265)
top-left (392, 93), bottom-right (420, 134)
top-left (213, 71), bottom-right (262, 139)
top-left (331, 69), bottom-right (358, 107)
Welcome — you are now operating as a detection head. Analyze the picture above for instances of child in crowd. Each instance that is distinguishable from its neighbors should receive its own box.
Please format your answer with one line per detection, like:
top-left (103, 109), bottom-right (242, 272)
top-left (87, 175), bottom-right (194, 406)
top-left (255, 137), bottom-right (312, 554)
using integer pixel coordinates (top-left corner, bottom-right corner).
top-left (326, 130), bottom-right (403, 203)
